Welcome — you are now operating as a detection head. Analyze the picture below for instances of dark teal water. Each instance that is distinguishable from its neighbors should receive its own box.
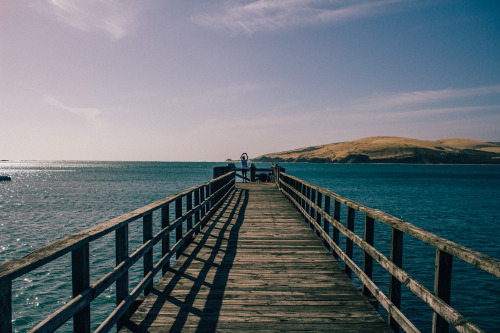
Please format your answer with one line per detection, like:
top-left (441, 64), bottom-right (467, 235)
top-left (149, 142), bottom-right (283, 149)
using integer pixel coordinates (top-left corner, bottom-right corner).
top-left (1, 161), bottom-right (499, 332)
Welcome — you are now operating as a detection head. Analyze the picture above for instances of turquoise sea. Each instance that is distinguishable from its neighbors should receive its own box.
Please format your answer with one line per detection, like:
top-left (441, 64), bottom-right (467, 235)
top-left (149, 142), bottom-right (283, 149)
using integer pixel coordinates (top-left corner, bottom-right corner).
top-left (1, 161), bottom-right (499, 332)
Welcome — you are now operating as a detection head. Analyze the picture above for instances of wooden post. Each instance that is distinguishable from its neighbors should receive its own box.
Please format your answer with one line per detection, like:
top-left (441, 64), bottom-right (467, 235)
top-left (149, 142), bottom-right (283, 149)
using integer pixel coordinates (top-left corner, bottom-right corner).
top-left (175, 197), bottom-right (183, 259)
top-left (185, 192), bottom-right (194, 248)
top-left (194, 189), bottom-right (200, 235)
top-left (200, 186), bottom-right (206, 224)
top-left (389, 228), bottom-right (403, 333)
top-left (315, 192), bottom-right (322, 237)
top-left (210, 183), bottom-right (215, 213)
top-left (116, 225), bottom-right (129, 329)
top-left (186, 192), bottom-right (193, 233)
top-left (296, 181), bottom-right (304, 208)
top-left (305, 186), bottom-right (311, 223)
top-left (0, 281), bottom-right (12, 333)
top-left (162, 205), bottom-right (170, 276)
top-left (143, 213), bottom-right (153, 296)
top-left (345, 207), bottom-right (355, 277)
top-left (250, 163), bottom-right (256, 182)
top-left (363, 216), bottom-right (375, 298)
top-left (310, 189), bottom-right (316, 230)
top-left (213, 166), bottom-right (229, 179)
top-left (323, 196), bottom-right (331, 251)
top-left (432, 249), bottom-right (453, 333)
top-left (216, 178), bottom-right (221, 203)
top-left (72, 244), bottom-right (90, 333)
top-left (300, 183), bottom-right (306, 214)
top-left (213, 166), bottom-right (221, 178)
top-left (278, 165), bottom-right (283, 186)
top-left (332, 200), bottom-right (340, 260)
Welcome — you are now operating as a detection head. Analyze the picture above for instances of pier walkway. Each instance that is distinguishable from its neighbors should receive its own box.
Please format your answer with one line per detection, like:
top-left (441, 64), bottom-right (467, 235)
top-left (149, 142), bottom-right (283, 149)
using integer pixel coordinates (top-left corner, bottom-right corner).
top-left (121, 183), bottom-right (390, 332)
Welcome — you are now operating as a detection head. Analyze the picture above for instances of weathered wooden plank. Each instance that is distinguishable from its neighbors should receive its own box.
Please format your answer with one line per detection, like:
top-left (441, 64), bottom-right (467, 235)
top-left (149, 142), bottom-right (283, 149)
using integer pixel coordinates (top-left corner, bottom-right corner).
top-left (122, 183), bottom-right (391, 332)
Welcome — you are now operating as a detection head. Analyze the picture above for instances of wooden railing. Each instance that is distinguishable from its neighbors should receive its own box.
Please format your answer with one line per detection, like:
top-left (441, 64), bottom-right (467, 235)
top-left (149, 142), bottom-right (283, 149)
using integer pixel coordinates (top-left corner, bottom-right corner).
top-left (0, 172), bottom-right (235, 333)
top-left (275, 169), bottom-right (500, 333)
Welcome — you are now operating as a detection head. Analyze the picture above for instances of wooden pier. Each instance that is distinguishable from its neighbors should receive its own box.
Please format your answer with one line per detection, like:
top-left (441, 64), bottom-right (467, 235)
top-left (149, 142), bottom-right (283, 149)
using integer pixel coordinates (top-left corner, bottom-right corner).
top-left (1, 165), bottom-right (500, 332)
top-left (121, 183), bottom-right (390, 332)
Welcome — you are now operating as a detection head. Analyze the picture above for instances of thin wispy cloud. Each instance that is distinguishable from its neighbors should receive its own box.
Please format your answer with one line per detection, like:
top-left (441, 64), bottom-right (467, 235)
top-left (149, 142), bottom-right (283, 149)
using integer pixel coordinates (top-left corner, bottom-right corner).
top-left (34, 0), bottom-right (141, 40)
top-left (373, 105), bottom-right (500, 120)
top-left (349, 85), bottom-right (500, 112)
top-left (192, 0), bottom-right (408, 34)
top-left (43, 95), bottom-right (103, 125)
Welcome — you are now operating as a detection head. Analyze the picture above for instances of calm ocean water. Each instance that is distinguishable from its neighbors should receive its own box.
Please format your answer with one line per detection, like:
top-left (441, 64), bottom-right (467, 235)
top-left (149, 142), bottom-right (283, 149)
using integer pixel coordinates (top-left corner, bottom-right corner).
top-left (1, 161), bottom-right (499, 332)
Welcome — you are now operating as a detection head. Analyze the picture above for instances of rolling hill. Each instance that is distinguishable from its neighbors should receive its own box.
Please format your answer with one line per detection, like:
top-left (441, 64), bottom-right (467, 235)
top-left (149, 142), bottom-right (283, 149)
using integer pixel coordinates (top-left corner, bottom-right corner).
top-left (253, 137), bottom-right (500, 164)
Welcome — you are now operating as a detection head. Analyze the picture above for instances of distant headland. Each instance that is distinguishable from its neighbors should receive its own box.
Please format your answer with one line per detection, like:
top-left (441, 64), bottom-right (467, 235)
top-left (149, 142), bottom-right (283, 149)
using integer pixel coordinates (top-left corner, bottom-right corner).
top-left (253, 136), bottom-right (500, 164)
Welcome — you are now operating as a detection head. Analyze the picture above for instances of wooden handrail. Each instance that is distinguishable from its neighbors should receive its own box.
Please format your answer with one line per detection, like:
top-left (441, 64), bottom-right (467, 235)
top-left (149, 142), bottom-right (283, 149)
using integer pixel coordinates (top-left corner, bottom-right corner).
top-left (277, 171), bottom-right (499, 333)
top-left (0, 172), bottom-right (235, 333)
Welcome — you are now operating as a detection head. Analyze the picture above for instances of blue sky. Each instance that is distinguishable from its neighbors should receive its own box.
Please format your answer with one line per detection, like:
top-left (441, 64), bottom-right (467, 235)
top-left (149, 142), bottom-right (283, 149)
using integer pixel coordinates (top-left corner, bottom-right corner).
top-left (1, 1), bottom-right (499, 161)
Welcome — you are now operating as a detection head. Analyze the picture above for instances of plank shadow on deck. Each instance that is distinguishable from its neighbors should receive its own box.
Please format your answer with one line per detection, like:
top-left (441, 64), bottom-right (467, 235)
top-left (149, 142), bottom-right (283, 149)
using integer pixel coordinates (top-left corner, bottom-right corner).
top-left (121, 183), bottom-right (391, 332)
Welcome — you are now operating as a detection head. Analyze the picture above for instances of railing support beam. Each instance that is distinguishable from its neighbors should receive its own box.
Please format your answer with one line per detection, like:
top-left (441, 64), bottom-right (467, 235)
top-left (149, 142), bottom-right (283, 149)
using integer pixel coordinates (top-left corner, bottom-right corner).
top-left (323, 196), bottom-right (331, 251)
top-left (345, 207), bottom-right (355, 277)
top-left (161, 205), bottom-right (170, 276)
top-left (315, 192), bottom-right (323, 237)
top-left (432, 249), bottom-right (453, 333)
top-left (332, 200), bottom-right (340, 260)
top-left (363, 216), bottom-right (374, 299)
top-left (143, 213), bottom-right (153, 296)
top-left (0, 281), bottom-right (12, 333)
top-left (175, 197), bottom-right (183, 259)
top-left (389, 228), bottom-right (403, 332)
top-left (72, 244), bottom-right (90, 333)
top-left (116, 225), bottom-right (129, 330)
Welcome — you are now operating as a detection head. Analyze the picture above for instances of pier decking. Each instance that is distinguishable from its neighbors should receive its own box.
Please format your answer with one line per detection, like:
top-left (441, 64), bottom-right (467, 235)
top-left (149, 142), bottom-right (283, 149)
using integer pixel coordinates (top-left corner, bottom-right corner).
top-left (121, 183), bottom-right (390, 332)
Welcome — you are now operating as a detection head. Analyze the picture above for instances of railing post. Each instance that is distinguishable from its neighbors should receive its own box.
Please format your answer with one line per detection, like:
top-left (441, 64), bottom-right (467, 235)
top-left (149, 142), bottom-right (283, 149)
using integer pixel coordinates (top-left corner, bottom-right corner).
top-left (310, 189), bottom-right (316, 230)
top-left (332, 200), bottom-right (340, 260)
top-left (305, 186), bottom-right (311, 221)
top-left (432, 249), bottom-right (453, 333)
top-left (294, 180), bottom-right (300, 209)
top-left (250, 163), bottom-right (256, 182)
top-left (315, 191), bottom-right (322, 237)
top-left (275, 165), bottom-right (281, 188)
top-left (72, 243), bottom-right (90, 333)
top-left (1, 280), bottom-right (12, 333)
top-left (194, 189), bottom-right (201, 235)
top-left (175, 197), bottom-right (183, 259)
top-left (323, 196), bottom-right (331, 251)
top-left (200, 186), bottom-right (206, 224)
top-left (298, 182), bottom-right (304, 214)
top-left (345, 207), bottom-right (355, 277)
top-left (143, 213), bottom-right (153, 296)
top-left (389, 228), bottom-right (403, 332)
top-left (186, 192), bottom-right (193, 233)
top-left (185, 192), bottom-right (194, 247)
top-left (162, 205), bottom-right (170, 276)
top-left (116, 225), bottom-right (129, 330)
top-left (208, 183), bottom-right (213, 212)
top-left (301, 183), bottom-right (306, 214)
top-left (363, 216), bottom-right (375, 299)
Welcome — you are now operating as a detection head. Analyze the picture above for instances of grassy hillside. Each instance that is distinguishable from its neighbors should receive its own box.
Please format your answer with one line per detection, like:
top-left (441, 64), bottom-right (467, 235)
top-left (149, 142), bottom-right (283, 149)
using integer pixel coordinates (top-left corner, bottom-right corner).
top-left (253, 137), bottom-right (500, 164)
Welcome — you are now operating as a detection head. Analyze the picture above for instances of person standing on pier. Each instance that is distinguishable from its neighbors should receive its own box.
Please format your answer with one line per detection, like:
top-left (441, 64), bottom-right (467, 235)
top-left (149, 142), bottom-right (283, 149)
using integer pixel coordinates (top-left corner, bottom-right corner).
top-left (241, 153), bottom-right (249, 182)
